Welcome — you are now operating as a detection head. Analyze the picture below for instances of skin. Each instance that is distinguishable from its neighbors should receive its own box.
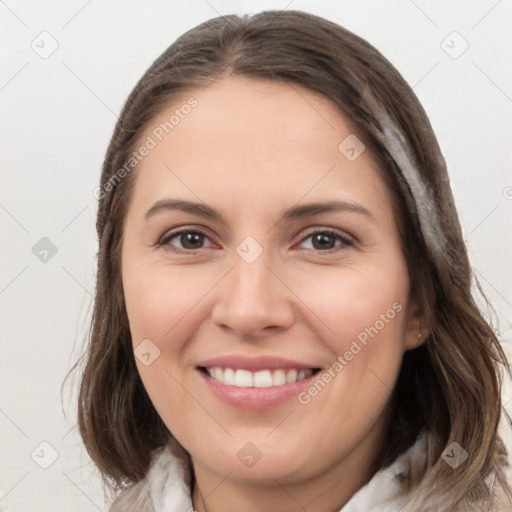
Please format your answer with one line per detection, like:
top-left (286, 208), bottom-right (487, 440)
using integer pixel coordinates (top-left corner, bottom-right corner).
top-left (121, 76), bottom-right (427, 512)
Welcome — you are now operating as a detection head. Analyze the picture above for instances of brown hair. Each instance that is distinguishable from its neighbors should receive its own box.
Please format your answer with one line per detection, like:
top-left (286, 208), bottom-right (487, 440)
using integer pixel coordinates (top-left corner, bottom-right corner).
top-left (64, 10), bottom-right (512, 510)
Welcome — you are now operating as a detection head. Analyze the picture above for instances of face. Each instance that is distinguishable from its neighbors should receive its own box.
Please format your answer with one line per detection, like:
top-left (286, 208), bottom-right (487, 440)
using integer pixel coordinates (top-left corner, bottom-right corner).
top-left (121, 76), bottom-right (424, 487)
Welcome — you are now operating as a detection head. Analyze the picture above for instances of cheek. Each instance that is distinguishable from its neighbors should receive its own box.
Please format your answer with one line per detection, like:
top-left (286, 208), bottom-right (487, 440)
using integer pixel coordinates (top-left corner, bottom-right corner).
top-left (330, 288), bottom-right (407, 366)
top-left (123, 265), bottom-right (215, 427)
top-left (122, 266), bottom-right (206, 440)
top-left (296, 261), bottom-right (409, 353)
top-left (288, 270), bottom-right (408, 455)
top-left (291, 260), bottom-right (409, 417)
top-left (123, 265), bottom-right (216, 343)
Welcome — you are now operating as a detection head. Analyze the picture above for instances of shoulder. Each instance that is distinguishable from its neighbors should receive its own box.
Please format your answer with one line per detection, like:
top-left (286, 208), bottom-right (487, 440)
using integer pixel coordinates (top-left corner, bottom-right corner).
top-left (108, 441), bottom-right (193, 512)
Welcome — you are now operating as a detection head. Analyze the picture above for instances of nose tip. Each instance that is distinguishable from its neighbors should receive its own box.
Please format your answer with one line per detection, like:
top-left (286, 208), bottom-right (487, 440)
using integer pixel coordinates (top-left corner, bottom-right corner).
top-left (211, 255), bottom-right (295, 339)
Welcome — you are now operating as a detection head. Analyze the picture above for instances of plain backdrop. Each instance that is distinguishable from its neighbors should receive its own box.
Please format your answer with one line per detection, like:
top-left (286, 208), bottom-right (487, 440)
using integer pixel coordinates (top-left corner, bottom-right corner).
top-left (1, 1), bottom-right (511, 510)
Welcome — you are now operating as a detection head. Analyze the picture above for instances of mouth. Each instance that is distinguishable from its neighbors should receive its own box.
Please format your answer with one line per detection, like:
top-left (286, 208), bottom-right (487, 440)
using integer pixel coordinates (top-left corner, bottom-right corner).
top-left (195, 354), bottom-right (325, 410)
top-left (198, 366), bottom-right (322, 388)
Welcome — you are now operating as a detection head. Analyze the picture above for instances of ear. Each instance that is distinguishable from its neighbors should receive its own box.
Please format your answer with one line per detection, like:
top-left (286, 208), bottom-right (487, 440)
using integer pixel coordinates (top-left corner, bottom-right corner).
top-left (404, 299), bottom-right (429, 351)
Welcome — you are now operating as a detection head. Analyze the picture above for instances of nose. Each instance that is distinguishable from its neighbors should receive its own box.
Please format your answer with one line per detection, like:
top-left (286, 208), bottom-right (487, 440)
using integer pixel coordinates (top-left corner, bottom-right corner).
top-left (211, 250), bottom-right (295, 340)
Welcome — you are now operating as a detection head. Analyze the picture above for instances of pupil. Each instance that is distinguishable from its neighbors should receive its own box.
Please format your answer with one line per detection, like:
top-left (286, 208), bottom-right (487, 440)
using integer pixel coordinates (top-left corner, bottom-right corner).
top-left (313, 233), bottom-right (334, 250)
top-left (182, 233), bottom-right (203, 249)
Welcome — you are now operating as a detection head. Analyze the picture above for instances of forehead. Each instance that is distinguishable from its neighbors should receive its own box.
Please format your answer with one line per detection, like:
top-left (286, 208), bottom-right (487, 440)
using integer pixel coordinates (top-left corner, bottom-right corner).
top-left (129, 76), bottom-right (392, 223)
top-left (142, 76), bottom-right (363, 162)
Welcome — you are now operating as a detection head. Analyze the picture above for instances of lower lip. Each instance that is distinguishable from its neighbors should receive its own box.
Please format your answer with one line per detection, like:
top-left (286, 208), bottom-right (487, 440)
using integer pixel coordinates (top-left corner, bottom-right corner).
top-left (196, 368), bottom-right (318, 410)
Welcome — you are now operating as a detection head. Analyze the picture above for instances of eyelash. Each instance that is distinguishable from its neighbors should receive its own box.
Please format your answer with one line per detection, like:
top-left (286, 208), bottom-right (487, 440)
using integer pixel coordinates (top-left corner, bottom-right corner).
top-left (157, 227), bottom-right (355, 254)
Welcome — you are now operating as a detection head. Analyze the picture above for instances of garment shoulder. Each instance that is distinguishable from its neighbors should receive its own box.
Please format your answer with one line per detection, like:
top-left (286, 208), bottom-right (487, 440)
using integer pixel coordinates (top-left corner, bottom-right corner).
top-left (108, 442), bottom-right (193, 512)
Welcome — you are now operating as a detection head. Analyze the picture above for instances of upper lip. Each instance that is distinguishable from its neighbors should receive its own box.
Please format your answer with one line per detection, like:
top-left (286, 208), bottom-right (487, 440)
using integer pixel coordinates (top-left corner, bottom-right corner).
top-left (197, 355), bottom-right (320, 372)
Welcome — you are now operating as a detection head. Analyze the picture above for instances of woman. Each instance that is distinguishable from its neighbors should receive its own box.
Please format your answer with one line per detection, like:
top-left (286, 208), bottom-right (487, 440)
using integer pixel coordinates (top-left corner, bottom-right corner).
top-left (70, 10), bottom-right (512, 511)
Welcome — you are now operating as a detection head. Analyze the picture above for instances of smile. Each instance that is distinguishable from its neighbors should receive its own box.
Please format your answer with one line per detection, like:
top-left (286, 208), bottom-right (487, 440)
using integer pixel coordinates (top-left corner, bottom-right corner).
top-left (200, 367), bottom-right (319, 387)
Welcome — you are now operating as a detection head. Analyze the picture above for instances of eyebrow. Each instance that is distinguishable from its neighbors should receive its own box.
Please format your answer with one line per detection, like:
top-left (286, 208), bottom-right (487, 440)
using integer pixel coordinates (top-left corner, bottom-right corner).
top-left (144, 199), bottom-right (376, 224)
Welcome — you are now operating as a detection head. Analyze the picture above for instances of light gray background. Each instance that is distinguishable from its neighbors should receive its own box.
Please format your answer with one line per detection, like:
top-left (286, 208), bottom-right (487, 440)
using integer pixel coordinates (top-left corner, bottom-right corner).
top-left (1, 1), bottom-right (511, 510)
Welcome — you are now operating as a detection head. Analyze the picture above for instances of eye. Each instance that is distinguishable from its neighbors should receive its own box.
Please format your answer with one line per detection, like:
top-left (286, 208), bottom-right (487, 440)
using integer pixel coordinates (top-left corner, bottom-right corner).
top-left (297, 229), bottom-right (354, 253)
top-left (158, 227), bottom-right (354, 254)
top-left (158, 228), bottom-right (214, 252)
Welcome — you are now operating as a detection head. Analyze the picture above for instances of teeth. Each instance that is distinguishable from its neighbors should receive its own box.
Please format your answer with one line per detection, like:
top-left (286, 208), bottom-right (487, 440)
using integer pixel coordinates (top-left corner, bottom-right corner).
top-left (235, 369), bottom-right (253, 387)
top-left (204, 367), bottom-right (314, 387)
top-left (272, 369), bottom-right (286, 386)
top-left (254, 370), bottom-right (273, 388)
top-left (224, 367), bottom-right (235, 385)
top-left (286, 369), bottom-right (298, 383)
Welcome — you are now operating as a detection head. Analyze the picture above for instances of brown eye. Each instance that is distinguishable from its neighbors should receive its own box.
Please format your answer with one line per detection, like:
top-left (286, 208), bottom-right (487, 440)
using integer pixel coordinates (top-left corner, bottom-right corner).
top-left (159, 229), bottom-right (213, 252)
top-left (298, 229), bottom-right (354, 253)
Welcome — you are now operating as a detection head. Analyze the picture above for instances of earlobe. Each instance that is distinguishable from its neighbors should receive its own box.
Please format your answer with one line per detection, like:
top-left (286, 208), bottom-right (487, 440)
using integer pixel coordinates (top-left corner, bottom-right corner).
top-left (405, 302), bottom-right (429, 351)
top-left (405, 329), bottom-right (428, 351)
top-left (414, 329), bottom-right (426, 348)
